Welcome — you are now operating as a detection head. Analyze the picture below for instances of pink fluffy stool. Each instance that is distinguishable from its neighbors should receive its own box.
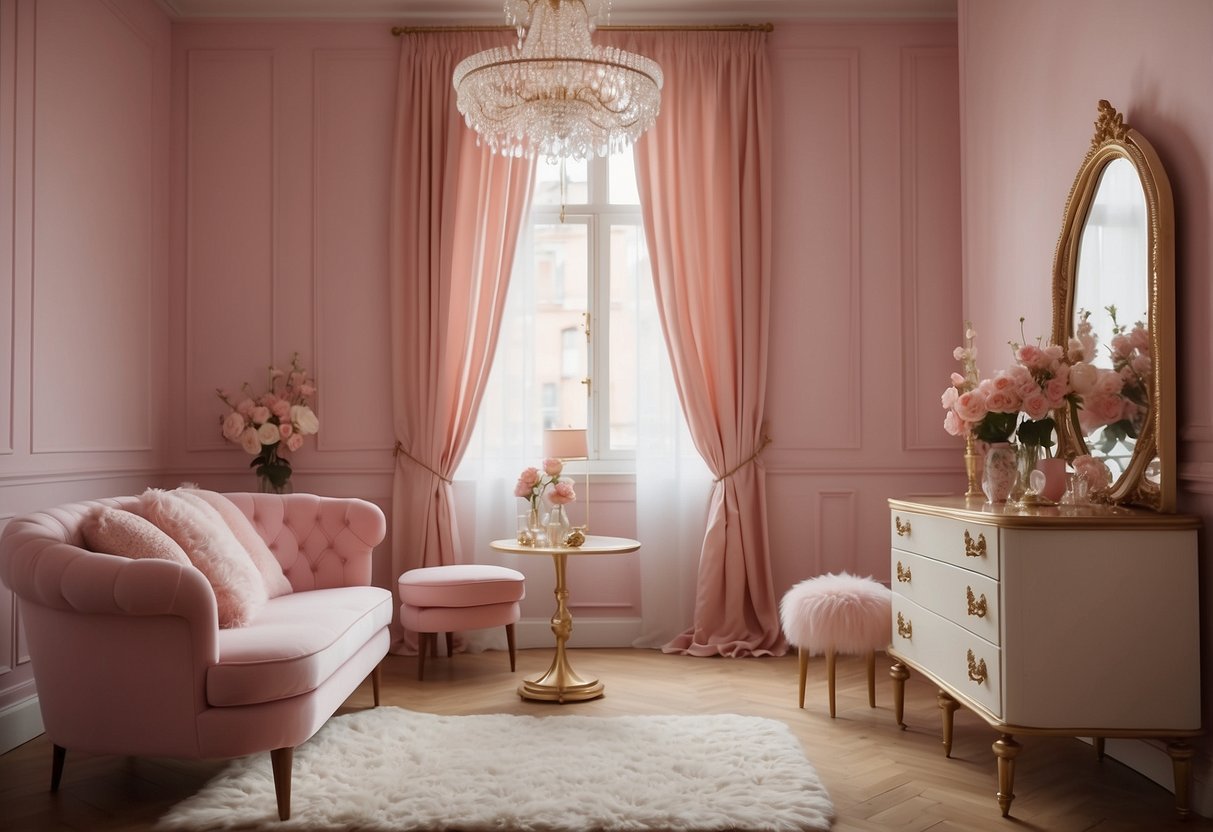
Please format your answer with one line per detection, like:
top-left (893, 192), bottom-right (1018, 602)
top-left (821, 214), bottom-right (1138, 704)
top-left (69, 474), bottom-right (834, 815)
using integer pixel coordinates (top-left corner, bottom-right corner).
top-left (779, 572), bottom-right (892, 717)
top-left (398, 564), bottom-right (525, 681)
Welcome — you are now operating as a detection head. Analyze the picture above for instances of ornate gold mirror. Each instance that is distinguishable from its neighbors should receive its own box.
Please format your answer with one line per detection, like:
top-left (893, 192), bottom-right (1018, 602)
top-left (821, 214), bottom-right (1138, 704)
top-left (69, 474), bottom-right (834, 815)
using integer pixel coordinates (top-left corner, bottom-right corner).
top-left (1052, 100), bottom-right (1176, 511)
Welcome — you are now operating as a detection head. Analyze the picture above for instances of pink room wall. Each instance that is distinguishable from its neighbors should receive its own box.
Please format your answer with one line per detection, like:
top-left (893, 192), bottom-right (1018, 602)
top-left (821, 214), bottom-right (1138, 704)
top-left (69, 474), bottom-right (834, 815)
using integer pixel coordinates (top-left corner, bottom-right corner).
top-left (166, 18), bottom-right (961, 644)
top-left (958, 0), bottom-right (1213, 810)
top-left (0, 0), bottom-right (172, 752)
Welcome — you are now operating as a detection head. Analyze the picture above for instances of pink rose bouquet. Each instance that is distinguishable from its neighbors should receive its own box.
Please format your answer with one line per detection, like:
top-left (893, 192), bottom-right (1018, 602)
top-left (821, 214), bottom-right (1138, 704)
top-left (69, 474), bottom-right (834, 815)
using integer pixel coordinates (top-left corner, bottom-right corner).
top-left (1071, 306), bottom-right (1150, 453)
top-left (216, 353), bottom-right (319, 492)
top-left (514, 457), bottom-right (576, 513)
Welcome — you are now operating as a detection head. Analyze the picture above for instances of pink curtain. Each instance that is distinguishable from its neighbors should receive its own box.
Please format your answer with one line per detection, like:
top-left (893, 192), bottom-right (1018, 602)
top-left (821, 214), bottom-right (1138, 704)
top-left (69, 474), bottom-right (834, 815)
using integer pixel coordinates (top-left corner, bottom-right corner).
top-left (617, 30), bottom-right (785, 657)
top-left (388, 33), bottom-right (535, 622)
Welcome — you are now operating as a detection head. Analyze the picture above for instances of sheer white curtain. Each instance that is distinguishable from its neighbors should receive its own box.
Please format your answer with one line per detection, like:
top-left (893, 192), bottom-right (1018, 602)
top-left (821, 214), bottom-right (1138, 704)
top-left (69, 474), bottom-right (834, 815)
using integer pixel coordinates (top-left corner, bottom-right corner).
top-left (456, 210), bottom-right (710, 650)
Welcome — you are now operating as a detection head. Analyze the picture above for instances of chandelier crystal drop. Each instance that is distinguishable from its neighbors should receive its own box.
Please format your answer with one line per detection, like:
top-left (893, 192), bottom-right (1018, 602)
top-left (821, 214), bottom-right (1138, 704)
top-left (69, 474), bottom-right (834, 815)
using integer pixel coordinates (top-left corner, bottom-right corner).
top-left (453, 0), bottom-right (663, 161)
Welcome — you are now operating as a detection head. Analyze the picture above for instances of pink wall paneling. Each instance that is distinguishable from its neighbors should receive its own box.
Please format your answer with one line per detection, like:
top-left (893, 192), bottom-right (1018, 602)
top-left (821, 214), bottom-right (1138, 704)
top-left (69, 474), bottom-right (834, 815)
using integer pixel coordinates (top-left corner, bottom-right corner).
top-left (900, 46), bottom-right (961, 452)
top-left (313, 49), bottom-right (396, 453)
top-left (183, 48), bottom-right (275, 452)
top-left (768, 46), bottom-right (861, 453)
top-left (31, 0), bottom-right (159, 453)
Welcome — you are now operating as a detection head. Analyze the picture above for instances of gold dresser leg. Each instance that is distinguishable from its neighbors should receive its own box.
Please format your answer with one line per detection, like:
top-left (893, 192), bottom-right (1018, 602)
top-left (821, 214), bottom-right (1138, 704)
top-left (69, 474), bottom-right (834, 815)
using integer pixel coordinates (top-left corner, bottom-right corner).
top-left (938, 690), bottom-right (959, 758)
top-left (1167, 740), bottom-right (1195, 820)
top-left (890, 661), bottom-right (909, 729)
top-left (993, 733), bottom-right (1021, 818)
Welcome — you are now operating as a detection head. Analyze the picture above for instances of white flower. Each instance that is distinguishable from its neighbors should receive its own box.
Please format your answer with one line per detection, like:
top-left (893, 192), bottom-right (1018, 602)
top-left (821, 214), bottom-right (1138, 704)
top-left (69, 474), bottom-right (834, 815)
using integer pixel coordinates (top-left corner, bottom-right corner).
top-left (291, 404), bottom-right (320, 435)
top-left (257, 422), bottom-right (281, 446)
top-left (239, 427), bottom-right (262, 455)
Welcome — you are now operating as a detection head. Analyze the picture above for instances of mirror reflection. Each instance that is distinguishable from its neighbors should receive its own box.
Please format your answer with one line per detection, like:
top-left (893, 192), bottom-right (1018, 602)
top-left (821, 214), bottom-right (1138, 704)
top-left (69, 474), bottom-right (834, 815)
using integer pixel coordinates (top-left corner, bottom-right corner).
top-left (1072, 157), bottom-right (1151, 480)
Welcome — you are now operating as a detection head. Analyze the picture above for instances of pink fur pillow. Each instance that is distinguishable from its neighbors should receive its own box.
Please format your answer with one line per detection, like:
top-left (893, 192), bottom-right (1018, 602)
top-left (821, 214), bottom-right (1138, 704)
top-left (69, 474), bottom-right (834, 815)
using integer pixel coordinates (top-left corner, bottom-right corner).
top-left (179, 487), bottom-right (292, 598)
top-left (81, 507), bottom-right (192, 566)
top-left (138, 488), bottom-right (268, 628)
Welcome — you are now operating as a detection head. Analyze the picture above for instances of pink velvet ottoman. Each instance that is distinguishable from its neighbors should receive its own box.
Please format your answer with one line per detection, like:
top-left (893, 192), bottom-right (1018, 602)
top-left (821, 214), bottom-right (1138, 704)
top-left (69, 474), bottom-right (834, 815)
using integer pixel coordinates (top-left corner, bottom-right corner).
top-left (397, 564), bottom-right (525, 681)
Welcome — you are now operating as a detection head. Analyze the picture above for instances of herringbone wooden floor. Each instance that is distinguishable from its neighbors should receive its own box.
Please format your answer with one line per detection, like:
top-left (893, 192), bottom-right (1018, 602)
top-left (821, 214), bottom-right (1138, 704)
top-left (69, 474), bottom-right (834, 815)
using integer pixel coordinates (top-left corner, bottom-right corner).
top-left (0, 648), bottom-right (1207, 831)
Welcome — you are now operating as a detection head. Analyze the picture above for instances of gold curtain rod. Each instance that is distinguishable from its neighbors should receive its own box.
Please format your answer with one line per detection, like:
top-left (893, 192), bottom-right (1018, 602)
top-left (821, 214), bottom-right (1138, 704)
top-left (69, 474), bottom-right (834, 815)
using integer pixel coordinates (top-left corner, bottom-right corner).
top-left (391, 23), bottom-right (774, 36)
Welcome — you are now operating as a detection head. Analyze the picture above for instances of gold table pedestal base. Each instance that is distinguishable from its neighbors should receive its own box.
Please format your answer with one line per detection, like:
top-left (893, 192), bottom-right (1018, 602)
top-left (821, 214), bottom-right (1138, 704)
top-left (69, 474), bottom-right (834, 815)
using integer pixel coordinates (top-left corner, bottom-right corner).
top-left (518, 665), bottom-right (604, 703)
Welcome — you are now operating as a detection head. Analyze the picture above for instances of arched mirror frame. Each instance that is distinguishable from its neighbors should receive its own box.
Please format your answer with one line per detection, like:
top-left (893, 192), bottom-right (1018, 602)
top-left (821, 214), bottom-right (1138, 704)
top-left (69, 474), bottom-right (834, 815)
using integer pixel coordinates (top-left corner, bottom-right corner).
top-left (1051, 100), bottom-right (1176, 512)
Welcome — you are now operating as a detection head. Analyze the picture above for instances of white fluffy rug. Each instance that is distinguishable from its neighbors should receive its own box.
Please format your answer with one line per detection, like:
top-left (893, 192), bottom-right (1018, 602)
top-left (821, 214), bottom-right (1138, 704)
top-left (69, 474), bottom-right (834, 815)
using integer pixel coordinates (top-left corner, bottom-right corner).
top-left (156, 707), bottom-right (834, 831)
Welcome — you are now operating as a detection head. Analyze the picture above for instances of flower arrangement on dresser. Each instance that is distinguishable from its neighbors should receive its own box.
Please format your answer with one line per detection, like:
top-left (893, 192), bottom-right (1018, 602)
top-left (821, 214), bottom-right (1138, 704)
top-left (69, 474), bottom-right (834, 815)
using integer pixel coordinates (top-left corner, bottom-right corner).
top-left (941, 320), bottom-right (1118, 503)
top-left (217, 353), bottom-right (319, 493)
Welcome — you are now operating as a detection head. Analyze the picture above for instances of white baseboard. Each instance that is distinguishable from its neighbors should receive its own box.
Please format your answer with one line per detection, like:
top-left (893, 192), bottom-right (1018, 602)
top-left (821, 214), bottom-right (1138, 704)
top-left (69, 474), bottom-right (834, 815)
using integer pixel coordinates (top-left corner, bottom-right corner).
top-left (0, 696), bottom-right (44, 755)
top-left (517, 617), bottom-right (642, 649)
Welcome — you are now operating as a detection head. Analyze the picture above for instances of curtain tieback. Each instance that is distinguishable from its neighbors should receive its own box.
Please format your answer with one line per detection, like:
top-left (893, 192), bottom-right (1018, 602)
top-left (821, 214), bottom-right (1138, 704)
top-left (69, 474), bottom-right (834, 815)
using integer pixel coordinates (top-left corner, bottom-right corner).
top-left (713, 435), bottom-right (773, 483)
top-left (394, 441), bottom-right (453, 484)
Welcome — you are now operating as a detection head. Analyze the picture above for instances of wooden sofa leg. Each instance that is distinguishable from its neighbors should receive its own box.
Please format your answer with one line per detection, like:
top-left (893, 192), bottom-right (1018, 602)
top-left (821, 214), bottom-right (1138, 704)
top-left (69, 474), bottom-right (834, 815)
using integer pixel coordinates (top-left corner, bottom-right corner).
top-left (371, 661), bottom-right (382, 707)
top-left (418, 633), bottom-right (431, 681)
top-left (270, 747), bottom-right (294, 821)
top-left (506, 623), bottom-right (517, 672)
top-left (50, 744), bottom-right (66, 791)
top-left (445, 632), bottom-right (455, 658)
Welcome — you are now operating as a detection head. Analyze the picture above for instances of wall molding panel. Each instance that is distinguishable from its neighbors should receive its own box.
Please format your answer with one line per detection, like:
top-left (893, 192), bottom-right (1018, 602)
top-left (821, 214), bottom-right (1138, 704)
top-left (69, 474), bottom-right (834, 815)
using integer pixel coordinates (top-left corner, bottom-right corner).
top-left (184, 48), bottom-right (276, 453)
top-left (900, 45), bottom-right (962, 452)
top-left (0, 0), bottom-right (16, 457)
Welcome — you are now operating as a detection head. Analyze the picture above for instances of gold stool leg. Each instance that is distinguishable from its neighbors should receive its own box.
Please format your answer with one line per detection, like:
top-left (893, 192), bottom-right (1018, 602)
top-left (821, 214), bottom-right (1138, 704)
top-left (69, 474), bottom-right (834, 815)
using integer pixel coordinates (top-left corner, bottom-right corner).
top-left (826, 647), bottom-right (837, 718)
top-left (797, 647), bottom-right (808, 709)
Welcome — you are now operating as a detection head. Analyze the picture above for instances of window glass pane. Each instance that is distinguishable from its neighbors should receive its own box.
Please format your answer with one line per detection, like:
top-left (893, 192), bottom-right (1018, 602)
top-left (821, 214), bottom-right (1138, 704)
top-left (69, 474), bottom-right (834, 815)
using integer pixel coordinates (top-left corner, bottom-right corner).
top-left (607, 222), bottom-right (650, 452)
top-left (531, 223), bottom-right (587, 431)
top-left (533, 157), bottom-right (589, 206)
top-left (609, 145), bottom-right (640, 205)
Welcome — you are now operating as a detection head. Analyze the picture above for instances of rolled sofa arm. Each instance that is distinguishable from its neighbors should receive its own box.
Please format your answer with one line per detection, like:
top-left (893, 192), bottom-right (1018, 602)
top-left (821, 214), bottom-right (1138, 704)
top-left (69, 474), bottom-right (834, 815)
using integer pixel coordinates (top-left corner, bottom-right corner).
top-left (224, 493), bottom-right (387, 591)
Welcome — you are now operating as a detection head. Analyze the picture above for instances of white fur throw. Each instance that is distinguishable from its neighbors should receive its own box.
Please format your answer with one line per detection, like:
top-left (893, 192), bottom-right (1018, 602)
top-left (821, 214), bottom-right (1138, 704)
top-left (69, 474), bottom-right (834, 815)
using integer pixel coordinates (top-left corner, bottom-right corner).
top-left (179, 488), bottom-right (293, 598)
top-left (780, 571), bottom-right (892, 655)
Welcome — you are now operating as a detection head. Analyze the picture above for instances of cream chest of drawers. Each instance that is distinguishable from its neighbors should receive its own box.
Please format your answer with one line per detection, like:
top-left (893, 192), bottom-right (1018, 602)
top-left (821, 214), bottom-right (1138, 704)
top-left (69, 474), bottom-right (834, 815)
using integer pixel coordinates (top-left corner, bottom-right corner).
top-left (887, 496), bottom-right (1201, 818)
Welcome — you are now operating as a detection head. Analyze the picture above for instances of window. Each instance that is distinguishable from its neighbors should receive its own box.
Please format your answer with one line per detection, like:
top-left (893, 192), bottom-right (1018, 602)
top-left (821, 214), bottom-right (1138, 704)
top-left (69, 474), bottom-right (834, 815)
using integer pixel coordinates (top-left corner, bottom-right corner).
top-left (513, 148), bottom-right (654, 462)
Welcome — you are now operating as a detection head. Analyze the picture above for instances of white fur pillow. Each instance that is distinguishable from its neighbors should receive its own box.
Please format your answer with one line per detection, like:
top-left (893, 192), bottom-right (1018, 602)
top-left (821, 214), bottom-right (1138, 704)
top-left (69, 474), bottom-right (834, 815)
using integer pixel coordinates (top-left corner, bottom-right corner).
top-left (81, 507), bottom-right (192, 566)
top-left (179, 487), bottom-right (293, 598)
top-left (138, 488), bottom-right (268, 628)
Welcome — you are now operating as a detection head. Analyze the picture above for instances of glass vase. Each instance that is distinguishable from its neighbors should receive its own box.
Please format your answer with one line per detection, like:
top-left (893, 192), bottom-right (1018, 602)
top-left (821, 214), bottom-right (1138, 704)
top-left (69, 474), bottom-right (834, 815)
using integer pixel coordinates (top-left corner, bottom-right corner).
top-left (1014, 443), bottom-right (1041, 502)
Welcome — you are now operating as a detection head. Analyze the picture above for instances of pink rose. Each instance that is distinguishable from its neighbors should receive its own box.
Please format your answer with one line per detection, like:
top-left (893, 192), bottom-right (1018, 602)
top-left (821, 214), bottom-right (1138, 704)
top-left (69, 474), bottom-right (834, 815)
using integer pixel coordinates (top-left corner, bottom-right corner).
top-left (278, 422), bottom-right (294, 439)
top-left (261, 393), bottom-right (279, 407)
top-left (1066, 337), bottom-right (1089, 363)
top-left (1088, 392), bottom-right (1124, 425)
top-left (236, 398), bottom-right (256, 417)
top-left (941, 386), bottom-right (959, 410)
top-left (251, 406), bottom-right (271, 425)
top-left (1021, 390), bottom-right (1050, 420)
top-left (222, 410), bottom-right (246, 441)
top-left (514, 478), bottom-right (533, 498)
top-left (272, 399), bottom-right (291, 420)
top-left (1016, 344), bottom-right (1044, 370)
top-left (543, 457), bottom-right (563, 476)
top-left (286, 433), bottom-right (304, 452)
top-left (943, 409), bottom-right (968, 437)
top-left (985, 388), bottom-right (1020, 414)
top-left (954, 390), bottom-right (989, 423)
top-left (1073, 454), bottom-right (1111, 490)
top-left (1095, 370), bottom-right (1125, 396)
top-left (240, 427), bottom-right (262, 455)
top-left (547, 480), bottom-right (576, 505)
top-left (518, 467), bottom-right (540, 488)
top-left (1111, 333), bottom-right (1132, 359)
top-left (1069, 361), bottom-right (1099, 395)
top-left (1042, 344), bottom-right (1064, 366)
top-left (1045, 377), bottom-right (1070, 407)
top-left (1131, 354), bottom-right (1151, 376)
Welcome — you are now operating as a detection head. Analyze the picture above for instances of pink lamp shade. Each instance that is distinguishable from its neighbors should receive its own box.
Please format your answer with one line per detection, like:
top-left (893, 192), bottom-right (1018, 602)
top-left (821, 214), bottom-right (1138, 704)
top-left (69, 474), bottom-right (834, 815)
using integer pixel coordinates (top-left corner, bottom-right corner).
top-left (544, 428), bottom-right (587, 460)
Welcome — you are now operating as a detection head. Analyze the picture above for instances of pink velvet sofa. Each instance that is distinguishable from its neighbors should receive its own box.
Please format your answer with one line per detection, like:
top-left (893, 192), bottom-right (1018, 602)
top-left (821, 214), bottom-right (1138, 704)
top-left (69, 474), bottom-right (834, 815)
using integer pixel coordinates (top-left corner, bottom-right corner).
top-left (0, 492), bottom-right (392, 821)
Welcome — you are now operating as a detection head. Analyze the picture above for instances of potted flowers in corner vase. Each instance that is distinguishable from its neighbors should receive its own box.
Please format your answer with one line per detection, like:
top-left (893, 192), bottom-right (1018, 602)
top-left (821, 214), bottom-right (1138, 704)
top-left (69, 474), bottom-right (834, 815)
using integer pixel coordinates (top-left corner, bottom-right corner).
top-left (217, 353), bottom-right (320, 494)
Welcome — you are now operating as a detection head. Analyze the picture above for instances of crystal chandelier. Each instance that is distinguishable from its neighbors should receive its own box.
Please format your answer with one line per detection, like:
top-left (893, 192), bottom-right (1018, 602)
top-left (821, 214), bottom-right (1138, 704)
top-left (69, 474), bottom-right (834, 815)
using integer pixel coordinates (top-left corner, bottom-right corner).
top-left (453, 0), bottom-right (663, 161)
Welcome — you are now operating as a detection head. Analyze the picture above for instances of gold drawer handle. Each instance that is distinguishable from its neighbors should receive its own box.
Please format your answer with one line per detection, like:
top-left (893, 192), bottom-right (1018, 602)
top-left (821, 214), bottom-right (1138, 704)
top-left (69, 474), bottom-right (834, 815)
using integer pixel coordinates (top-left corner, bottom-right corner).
top-left (963, 530), bottom-right (987, 558)
top-left (895, 516), bottom-right (911, 537)
top-left (896, 561), bottom-right (912, 583)
top-left (966, 649), bottom-right (988, 684)
top-left (896, 612), bottom-right (913, 639)
top-left (966, 586), bottom-right (987, 618)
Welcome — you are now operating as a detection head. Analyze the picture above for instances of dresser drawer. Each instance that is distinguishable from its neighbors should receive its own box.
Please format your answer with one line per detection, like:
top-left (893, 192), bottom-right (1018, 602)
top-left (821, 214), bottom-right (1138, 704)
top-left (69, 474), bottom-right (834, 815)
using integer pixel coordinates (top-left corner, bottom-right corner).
top-left (892, 550), bottom-right (1000, 645)
top-left (892, 595), bottom-right (1002, 718)
top-left (890, 510), bottom-right (999, 579)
